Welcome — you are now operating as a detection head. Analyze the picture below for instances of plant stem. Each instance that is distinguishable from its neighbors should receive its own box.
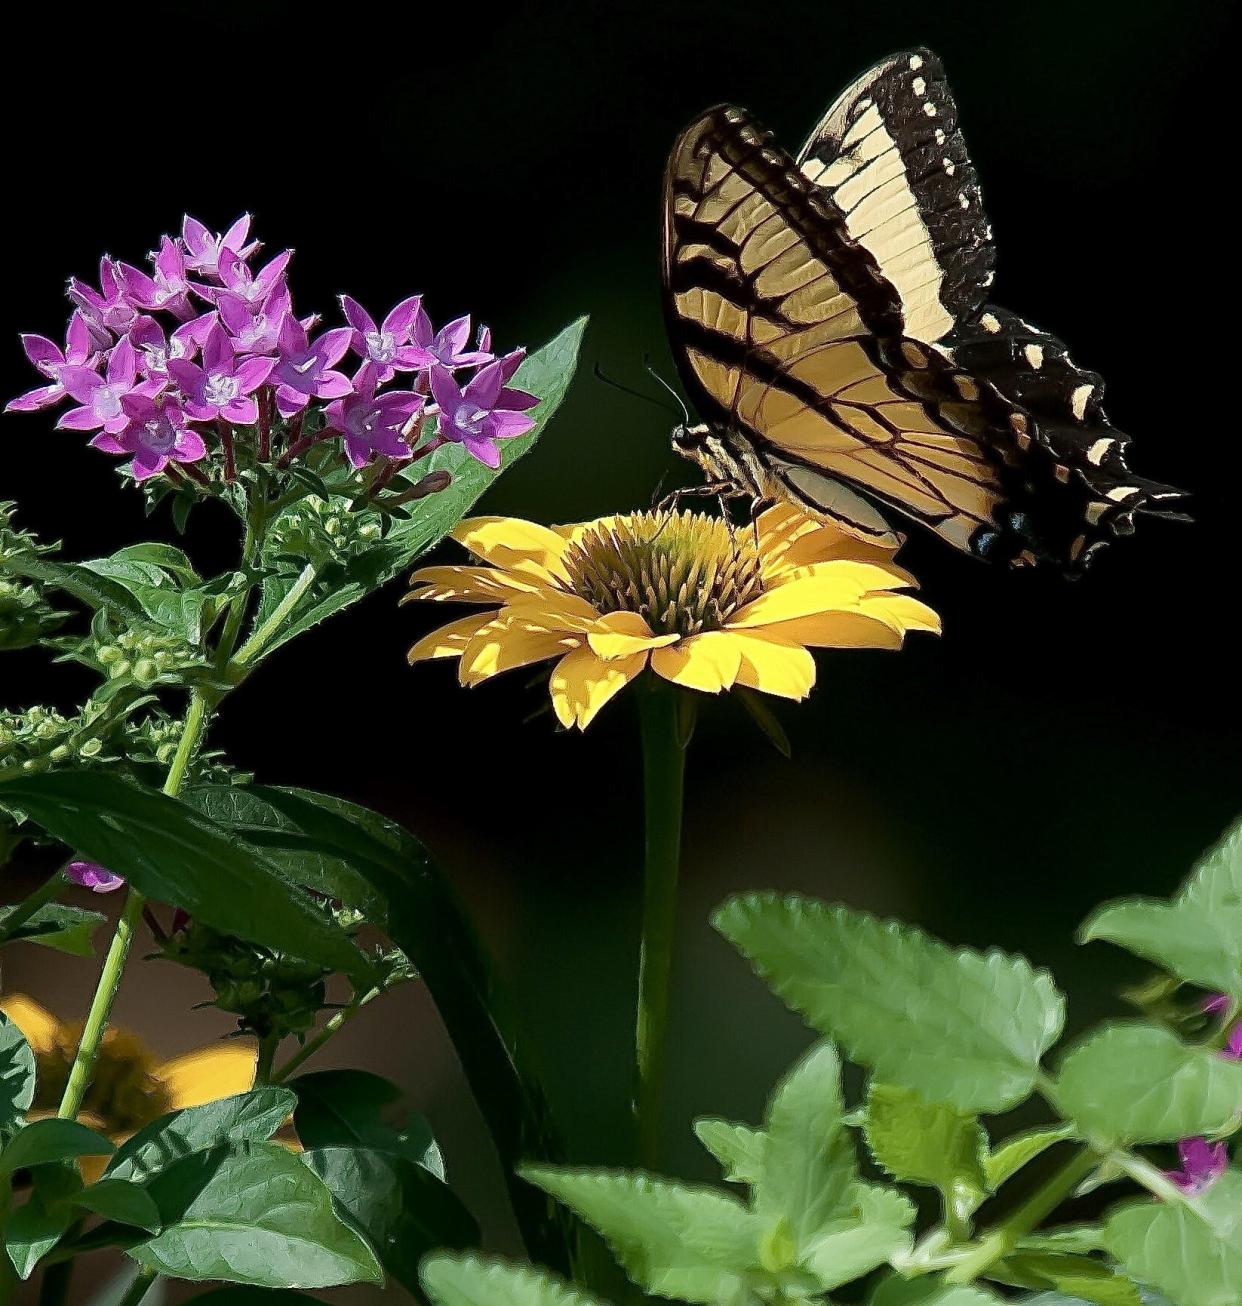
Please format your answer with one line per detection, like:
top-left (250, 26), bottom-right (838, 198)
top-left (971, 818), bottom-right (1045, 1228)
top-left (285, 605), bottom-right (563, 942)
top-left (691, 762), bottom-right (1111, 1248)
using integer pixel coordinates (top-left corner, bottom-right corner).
top-left (0, 869), bottom-right (65, 942)
top-left (945, 1147), bottom-right (1097, 1283)
top-left (256, 1032), bottom-right (280, 1084)
top-left (231, 562), bottom-right (318, 668)
top-left (36, 1231), bottom-right (79, 1306)
top-left (633, 680), bottom-right (688, 1168)
top-left (115, 1268), bottom-right (156, 1306)
top-left (56, 690), bottom-right (213, 1121)
top-left (272, 985), bottom-right (382, 1082)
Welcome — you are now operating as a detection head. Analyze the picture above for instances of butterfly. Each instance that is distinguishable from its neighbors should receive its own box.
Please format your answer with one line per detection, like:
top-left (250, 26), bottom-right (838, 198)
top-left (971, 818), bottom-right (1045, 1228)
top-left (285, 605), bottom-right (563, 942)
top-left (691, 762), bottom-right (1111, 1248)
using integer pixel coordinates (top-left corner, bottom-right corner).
top-left (660, 49), bottom-right (1185, 572)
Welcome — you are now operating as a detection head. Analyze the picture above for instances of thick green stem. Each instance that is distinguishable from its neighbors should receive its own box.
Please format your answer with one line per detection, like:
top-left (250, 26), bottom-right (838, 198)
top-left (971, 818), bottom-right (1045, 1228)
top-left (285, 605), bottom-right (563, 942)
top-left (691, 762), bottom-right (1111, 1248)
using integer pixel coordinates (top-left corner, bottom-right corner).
top-left (231, 562), bottom-right (318, 669)
top-left (255, 1032), bottom-right (280, 1085)
top-left (114, 1268), bottom-right (156, 1306)
top-left (633, 681), bottom-right (688, 1168)
top-left (56, 690), bottom-right (213, 1122)
top-left (272, 985), bottom-right (382, 1083)
top-left (0, 870), bottom-right (65, 942)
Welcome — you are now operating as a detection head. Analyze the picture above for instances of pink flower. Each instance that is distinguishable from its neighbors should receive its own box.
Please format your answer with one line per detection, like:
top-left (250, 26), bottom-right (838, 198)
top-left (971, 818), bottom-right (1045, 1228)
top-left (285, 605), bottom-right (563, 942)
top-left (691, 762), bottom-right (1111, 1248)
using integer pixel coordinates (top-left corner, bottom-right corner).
top-left (56, 338), bottom-right (155, 434)
top-left (181, 214), bottom-right (260, 280)
top-left (130, 313), bottom-right (215, 381)
top-left (117, 237), bottom-right (194, 319)
top-left (324, 365), bottom-right (424, 468)
top-left (412, 307), bottom-right (492, 370)
top-left (106, 392), bottom-right (208, 481)
top-left (64, 860), bottom-right (125, 893)
top-left (205, 246), bottom-right (292, 312)
top-left (429, 356), bottom-right (537, 469)
top-left (6, 312), bottom-right (99, 412)
top-left (68, 258), bottom-right (138, 347)
top-left (217, 285), bottom-right (292, 357)
top-left (1165, 1138), bottom-right (1228, 1195)
top-left (168, 323), bottom-right (273, 425)
top-left (271, 316), bottom-right (352, 418)
top-left (339, 294), bottom-right (435, 382)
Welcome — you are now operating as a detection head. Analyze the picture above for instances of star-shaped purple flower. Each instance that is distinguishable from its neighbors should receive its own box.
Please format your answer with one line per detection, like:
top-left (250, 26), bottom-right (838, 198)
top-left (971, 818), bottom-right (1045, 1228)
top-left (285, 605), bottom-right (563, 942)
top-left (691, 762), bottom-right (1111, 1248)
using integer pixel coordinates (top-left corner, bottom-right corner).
top-left (412, 307), bottom-right (492, 370)
top-left (68, 258), bottom-right (139, 349)
top-left (271, 315), bottom-right (352, 418)
top-left (1165, 1137), bottom-right (1229, 1195)
top-left (56, 338), bottom-right (155, 434)
top-left (181, 214), bottom-right (260, 280)
top-left (95, 391), bottom-right (208, 481)
top-left (339, 294), bottom-right (436, 383)
top-left (117, 237), bottom-right (194, 319)
top-left (217, 284), bottom-right (292, 357)
top-left (6, 311), bottom-right (99, 413)
top-left (130, 313), bottom-right (215, 381)
top-left (324, 365), bottom-right (425, 468)
top-left (64, 860), bottom-right (125, 893)
top-left (168, 323), bottom-right (273, 425)
top-left (428, 357), bottom-right (537, 469)
top-left (205, 246), bottom-right (292, 312)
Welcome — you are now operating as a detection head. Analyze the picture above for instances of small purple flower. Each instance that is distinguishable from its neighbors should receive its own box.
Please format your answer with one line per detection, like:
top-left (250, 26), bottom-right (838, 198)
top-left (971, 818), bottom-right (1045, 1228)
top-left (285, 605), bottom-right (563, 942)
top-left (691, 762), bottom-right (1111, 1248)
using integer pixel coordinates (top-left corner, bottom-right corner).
top-left (181, 214), bottom-right (260, 280)
top-left (324, 365), bottom-right (425, 468)
top-left (57, 338), bottom-right (154, 434)
top-left (130, 313), bottom-right (214, 381)
top-left (206, 246), bottom-right (292, 311)
top-left (68, 258), bottom-right (138, 348)
top-left (271, 315), bottom-right (352, 418)
top-left (117, 237), bottom-right (194, 319)
top-left (64, 860), bottom-right (125, 894)
top-left (1204, 994), bottom-right (1232, 1016)
top-left (6, 312), bottom-right (98, 412)
top-left (1225, 1025), bottom-right (1242, 1061)
top-left (101, 392), bottom-right (208, 481)
top-left (339, 294), bottom-right (436, 382)
top-left (168, 323), bottom-right (273, 425)
top-left (1166, 1138), bottom-right (1228, 1195)
top-left (217, 284), bottom-right (291, 356)
top-left (412, 307), bottom-right (492, 370)
top-left (429, 358), bottom-right (538, 469)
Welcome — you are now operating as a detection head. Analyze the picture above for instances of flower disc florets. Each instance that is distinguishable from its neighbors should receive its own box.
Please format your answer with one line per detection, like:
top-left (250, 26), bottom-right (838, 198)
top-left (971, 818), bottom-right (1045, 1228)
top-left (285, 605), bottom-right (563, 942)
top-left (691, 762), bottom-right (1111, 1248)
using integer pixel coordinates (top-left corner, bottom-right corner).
top-left (562, 511), bottom-right (764, 637)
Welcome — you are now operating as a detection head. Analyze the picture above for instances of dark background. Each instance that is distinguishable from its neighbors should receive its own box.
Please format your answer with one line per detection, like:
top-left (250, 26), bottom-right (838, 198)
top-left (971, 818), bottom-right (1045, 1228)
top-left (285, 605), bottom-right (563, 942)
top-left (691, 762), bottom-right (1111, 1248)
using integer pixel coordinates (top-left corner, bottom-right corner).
top-left (2, 1), bottom-right (1238, 1299)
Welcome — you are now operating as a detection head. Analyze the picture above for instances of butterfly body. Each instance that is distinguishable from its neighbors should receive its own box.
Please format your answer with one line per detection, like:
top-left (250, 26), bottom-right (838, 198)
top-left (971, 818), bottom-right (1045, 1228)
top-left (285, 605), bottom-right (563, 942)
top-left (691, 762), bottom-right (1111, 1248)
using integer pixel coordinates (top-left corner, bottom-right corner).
top-left (661, 52), bottom-right (1184, 573)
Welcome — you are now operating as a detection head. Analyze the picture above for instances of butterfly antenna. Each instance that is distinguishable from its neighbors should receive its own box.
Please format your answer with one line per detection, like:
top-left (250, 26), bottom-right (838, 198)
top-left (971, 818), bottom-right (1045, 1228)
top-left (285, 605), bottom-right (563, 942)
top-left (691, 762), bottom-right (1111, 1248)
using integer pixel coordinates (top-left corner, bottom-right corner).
top-left (642, 355), bottom-right (690, 425)
top-left (593, 363), bottom-right (682, 418)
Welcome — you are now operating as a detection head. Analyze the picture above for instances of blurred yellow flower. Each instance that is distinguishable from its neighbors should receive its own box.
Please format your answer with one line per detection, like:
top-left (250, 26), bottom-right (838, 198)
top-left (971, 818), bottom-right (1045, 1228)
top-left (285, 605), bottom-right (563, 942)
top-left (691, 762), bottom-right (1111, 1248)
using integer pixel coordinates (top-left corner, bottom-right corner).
top-left (0, 993), bottom-right (256, 1178)
top-left (406, 503), bottom-right (939, 729)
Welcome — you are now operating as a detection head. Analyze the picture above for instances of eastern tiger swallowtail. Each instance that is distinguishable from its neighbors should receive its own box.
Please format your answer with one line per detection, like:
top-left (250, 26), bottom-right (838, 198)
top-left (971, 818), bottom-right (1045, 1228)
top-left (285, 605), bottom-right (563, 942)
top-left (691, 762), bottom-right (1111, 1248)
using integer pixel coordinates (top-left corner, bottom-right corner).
top-left (660, 48), bottom-right (1185, 572)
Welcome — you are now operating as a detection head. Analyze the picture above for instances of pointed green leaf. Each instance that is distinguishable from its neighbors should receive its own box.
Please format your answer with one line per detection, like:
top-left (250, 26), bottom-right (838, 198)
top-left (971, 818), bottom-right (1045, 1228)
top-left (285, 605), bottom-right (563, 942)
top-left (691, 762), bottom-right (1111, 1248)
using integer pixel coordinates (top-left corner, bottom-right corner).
top-left (1105, 1171), bottom-right (1242, 1306)
top-left (715, 894), bottom-right (1065, 1113)
top-left (693, 1119), bottom-right (766, 1185)
top-left (870, 1283), bottom-right (1003, 1306)
top-left (800, 1183), bottom-right (915, 1290)
top-left (0, 1118), bottom-right (113, 1174)
top-left (985, 1125), bottom-right (1076, 1191)
top-left (1054, 1024), bottom-right (1242, 1145)
top-left (521, 1165), bottom-right (763, 1304)
top-left (421, 1253), bottom-right (611, 1306)
top-left (0, 1012), bottom-right (35, 1135)
top-left (4, 1195), bottom-right (76, 1279)
top-left (989, 1250), bottom-right (1141, 1305)
top-left (0, 902), bottom-right (106, 956)
top-left (73, 1178), bottom-right (162, 1231)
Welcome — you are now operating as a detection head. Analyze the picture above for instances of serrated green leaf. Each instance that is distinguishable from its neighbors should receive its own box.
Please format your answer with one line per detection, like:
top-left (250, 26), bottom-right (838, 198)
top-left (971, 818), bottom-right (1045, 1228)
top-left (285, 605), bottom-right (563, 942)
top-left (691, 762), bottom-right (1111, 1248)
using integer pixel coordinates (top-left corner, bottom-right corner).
top-left (302, 1145), bottom-right (478, 1293)
top-left (800, 1183), bottom-right (915, 1291)
top-left (715, 895), bottom-right (1066, 1113)
top-left (863, 1082), bottom-right (987, 1209)
top-left (1016, 1224), bottom-right (1107, 1255)
top-left (1105, 1171), bottom-right (1242, 1306)
top-left (106, 1088), bottom-right (296, 1184)
top-left (2, 554), bottom-right (146, 621)
top-left (0, 1012), bottom-right (36, 1135)
top-left (128, 1142), bottom-right (383, 1288)
top-left (421, 1253), bottom-right (610, 1306)
top-left (870, 1282), bottom-right (1003, 1306)
top-left (989, 1250), bottom-right (1141, 1305)
top-left (0, 1118), bottom-right (113, 1174)
top-left (0, 901), bottom-right (106, 956)
top-left (521, 1165), bottom-right (763, 1304)
top-left (1054, 1023), bottom-right (1242, 1145)
top-left (693, 1119), bottom-right (766, 1185)
top-left (985, 1125), bottom-right (1076, 1191)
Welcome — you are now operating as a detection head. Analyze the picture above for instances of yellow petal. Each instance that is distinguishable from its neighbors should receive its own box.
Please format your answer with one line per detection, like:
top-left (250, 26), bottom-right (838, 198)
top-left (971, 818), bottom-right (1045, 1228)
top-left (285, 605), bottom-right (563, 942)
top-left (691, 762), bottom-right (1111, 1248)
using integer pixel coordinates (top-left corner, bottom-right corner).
top-left (651, 631), bottom-right (743, 693)
top-left (728, 562), bottom-right (906, 628)
top-left (156, 1042), bottom-right (257, 1110)
top-left (776, 526), bottom-right (906, 575)
top-left (730, 632), bottom-right (817, 700)
top-left (404, 565), bottom-right (555, 605)
top-left (505, 592), bottom-right (603, 634)
top-left (451, 516), bottom-right (572, 581)
top-left (862, 592), bottom-right (942, 635)
top-left (0, 994), bottom-right (64, 1056)
top-left (459, 616), bottom-right (578, 685)
top-left (407, 611), bottom-right (497, 662)
top-left (756, 610), bottom-right (905, 650)
top-left (755, 503), bottom-right (822, 561)
top-left (587, 611), bottom-right (680, 660)
top-left (549, 647), bottom-right (647, 730)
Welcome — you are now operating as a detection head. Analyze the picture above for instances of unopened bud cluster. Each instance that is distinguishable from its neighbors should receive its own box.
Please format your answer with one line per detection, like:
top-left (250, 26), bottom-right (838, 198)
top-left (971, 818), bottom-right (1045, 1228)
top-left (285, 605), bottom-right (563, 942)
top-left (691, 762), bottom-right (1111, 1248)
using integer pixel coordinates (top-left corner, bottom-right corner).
top-left (0, 705), bottom-right (85, 770)
top-left (267, 495), bottom-right (385, 570)
top-left (0, 503), bottom-right (69, 650)
top-left (78, 613), bottom-right (206, 690)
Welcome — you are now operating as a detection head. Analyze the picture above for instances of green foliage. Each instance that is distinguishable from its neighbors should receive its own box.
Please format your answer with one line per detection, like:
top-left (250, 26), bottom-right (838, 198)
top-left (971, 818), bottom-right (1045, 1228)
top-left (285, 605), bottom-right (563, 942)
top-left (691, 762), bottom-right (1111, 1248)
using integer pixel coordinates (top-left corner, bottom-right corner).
top-left (422, 1253), bottom-right (610, 1306)
top-left (715, 894), bottom-right (1066, 1112)
top-left (693, 1119), bottom-right (766, 1185)
top-left (0, 1118), bottom-right (113, 1174)
top-left (0, 1013), bottom-right (35, 1135)
top-left (1083, 816), bottom-right (1242, 1002)
top-left (1053, 1023), bottom-right (1242, 1145)
top-left (0, 901), bottom-right (105, 955)
top-left (1105, 1171), bottom-right (1242, 1306)
top-left (984, 1126), bottom-right (1076, 1192)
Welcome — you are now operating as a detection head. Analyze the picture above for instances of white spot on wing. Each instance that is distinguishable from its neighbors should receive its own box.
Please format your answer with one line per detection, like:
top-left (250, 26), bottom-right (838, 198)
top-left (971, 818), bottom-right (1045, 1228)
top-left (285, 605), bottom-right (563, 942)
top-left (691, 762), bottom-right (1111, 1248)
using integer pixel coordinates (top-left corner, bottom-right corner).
top-left (1024, 344), bottom-right (1044, 369)
top-left (1071, 384), bottom-right (1094, 420)
top-left (912, 77), bottom-right (927, 95)
top-left (923, 102), bottom-right (937, 117)
top-left (1087, 437), bottom-right (1113, 464)
top-left (909, 54), bottom-right (924, 70)
top-left (981, 313), bottom-right (1001, 333)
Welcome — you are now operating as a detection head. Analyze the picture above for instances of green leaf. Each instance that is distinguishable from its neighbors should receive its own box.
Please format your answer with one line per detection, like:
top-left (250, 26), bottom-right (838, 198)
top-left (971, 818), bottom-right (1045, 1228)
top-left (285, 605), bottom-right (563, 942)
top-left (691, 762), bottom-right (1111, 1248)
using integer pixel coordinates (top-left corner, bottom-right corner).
top-left (1082, 817), bottom-right (1242, 1000)
top-left (985, 1125), bottom-right (1076, 1191)
top-left (870, 1287), bottom-right (1003, 1306)
top-left (715, 894), bottom-right (1066, 1113)
top-left (0, 901), bottom-right (106, 956)
top-left (756, 1042), bottom-right (854, 1245)
top-left (800, 1183), bottom-right (915, 1291)
top-left (0, 771), bottom-right (372, 979)
top-left (107, 543), bottom-right (201, 584)
top-left (2, 553), bottom-right (146, 621)
top-left (521, 1165), bottom-right (764, 1304)
top-left (863, 1082), bottom-right (988, 1211)
top-left (0, 1012), bottom-right (35, 1134)
top-left (990, 1250), bottom-right (1141, 1305)
top-left (106, 1088), bottom-right (297, 1184)
top-left (73, 1178), bottom-right (162, 1231)
top-left (302, 1145), bottom-right (478, 1292)
top-left (252, 318), bottom-right (586, 661)
top-left (693, 1119), bottom-right (766, 1185)
top-left (186, 1292), bottom-right (323, 1304)
top-left (0, 1118), bottom-right (113, 1174)
top-left (422, 1253), bottom-right (611, 1306)
top-left (1105, 1171), bottom-right (1242, 1306)
top-left (1054, 1023), bottom-right (1242, 1145)
top-left (80, 557), bottom-right (217, 644)
top-left (1016, 1224), bottom-right (1108, 1254)
top-left (290, 1070), bottom-right (440, 1176)
top-left (5, 1193), bottom-right (76, 1279)
top-left (129, 1142), bottom-right (383, 1288)
top-left (240, 786), bottom-right (569, 1272)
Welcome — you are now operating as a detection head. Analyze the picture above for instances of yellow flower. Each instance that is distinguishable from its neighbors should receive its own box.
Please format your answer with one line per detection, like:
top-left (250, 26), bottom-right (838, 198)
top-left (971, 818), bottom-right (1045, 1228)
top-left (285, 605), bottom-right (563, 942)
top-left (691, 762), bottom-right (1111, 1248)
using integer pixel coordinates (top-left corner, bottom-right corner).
top-left (405, 503), bottom-right (940, 729)
top-left (0, 993), bottom-right (256, 1178)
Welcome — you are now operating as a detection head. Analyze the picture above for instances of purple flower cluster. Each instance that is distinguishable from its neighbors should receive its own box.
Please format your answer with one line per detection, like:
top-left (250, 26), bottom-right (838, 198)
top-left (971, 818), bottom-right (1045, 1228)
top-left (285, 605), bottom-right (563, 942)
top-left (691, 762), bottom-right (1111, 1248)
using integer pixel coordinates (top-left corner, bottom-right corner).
top-left (7, 215), bottom-right (538, 481)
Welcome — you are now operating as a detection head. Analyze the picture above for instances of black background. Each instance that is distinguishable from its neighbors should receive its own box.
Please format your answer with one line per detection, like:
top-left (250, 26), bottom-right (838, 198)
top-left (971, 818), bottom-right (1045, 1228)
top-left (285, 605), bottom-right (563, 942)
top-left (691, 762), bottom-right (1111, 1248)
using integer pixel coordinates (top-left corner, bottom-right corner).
top-left (2, 1), bottom-right (1238, 1296)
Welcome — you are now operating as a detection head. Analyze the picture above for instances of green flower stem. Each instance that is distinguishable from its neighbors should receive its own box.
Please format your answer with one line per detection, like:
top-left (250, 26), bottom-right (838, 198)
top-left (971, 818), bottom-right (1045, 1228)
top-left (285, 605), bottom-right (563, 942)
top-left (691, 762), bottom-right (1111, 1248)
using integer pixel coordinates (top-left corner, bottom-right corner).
top-left (634, 680), bottom-right (689, 1168)
top-left (215, 479), bottom-right (270, 666)
top-left (945, 1147), bottom-right (1098, 1284)
top-left (272, 984), bottom-right (383, 1083)
top-left (114, 1268), bottom-right (156, 1306)
top-left (256, 1031), bottom-right (281, 1085)
top-left (230, 561), bottom-right (318, 669)
top-left (56, 689), bottom-right (213, 1121)
top-left (0, 869), bottom-right (65, 943)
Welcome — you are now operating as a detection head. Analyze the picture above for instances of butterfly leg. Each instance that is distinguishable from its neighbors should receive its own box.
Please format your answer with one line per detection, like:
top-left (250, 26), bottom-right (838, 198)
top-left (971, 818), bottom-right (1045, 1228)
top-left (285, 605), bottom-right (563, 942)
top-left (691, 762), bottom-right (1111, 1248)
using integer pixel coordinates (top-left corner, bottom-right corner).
top-left (654, 481), bottom-right (738, 516)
